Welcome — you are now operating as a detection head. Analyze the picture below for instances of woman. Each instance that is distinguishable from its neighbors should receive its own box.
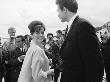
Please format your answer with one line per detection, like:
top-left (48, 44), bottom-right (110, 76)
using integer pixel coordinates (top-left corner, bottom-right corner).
top-left (18, 21), bottom-right (54, 82)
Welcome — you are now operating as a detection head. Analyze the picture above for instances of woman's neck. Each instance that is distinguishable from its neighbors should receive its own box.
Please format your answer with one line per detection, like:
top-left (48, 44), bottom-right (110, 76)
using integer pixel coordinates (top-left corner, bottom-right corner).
top-left (32, 39), bottom-right (44, 49)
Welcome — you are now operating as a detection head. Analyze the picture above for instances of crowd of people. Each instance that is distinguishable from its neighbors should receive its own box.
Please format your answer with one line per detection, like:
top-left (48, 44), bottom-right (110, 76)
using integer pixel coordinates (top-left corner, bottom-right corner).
top-left (0, 0), bottom-right (110, 82)
top-left (0, 23), bottom-right (66, 82)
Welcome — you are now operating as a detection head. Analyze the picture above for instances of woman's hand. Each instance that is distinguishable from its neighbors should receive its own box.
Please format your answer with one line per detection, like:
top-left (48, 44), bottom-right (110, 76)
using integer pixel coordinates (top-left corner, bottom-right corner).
top-left (47, 69), bottom-right (54, 75)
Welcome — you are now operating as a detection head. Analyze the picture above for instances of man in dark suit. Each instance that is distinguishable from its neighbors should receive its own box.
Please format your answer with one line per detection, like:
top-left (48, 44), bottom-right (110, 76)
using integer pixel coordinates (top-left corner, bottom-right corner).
top-left (55, 0), bottom-right (104, 82)
top-left (101, 33), bottom-right (110, 82)
top-left (2, 27), bottom-right (17, 82)
top-left (0, 44), bottom-right (3, 82)
top-left (9, 35), bottom-right (25, 82)
top-left (3, 35), bottom-right (25, 82)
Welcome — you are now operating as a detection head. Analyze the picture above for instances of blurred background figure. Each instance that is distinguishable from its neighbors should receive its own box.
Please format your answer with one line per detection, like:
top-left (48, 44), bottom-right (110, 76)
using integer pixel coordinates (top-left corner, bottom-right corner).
top-left (3, 27), bottom-right (16, 51)
top-left (23, 34), bottom-right (31, 53)
top-left (3, 35), bottom-right (25, 82)
top-left (2, 27), bottom-right (17, 82)
top-left (45, 32), bottom-right (62, 82)
top-left (0, 37), bottom-right (3, 82)
top-left (46, 33), bottom-right (54, 44)
top-left (101, 29), bottom-right (110, 82)
top-left (55, 30), bottom-right (64, 48)
top-left (45, 33), bottom-right (54, 59)
top-left (0, 37), bottom-right (1, 46)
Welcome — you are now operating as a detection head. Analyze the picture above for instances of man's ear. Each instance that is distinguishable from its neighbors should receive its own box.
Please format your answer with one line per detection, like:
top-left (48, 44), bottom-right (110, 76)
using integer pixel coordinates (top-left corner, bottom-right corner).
top-left (63, 7), bottom-right (68, 13)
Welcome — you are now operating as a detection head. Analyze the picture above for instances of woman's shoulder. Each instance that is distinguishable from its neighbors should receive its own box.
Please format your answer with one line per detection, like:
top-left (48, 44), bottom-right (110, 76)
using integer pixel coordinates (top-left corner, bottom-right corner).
top-left (31, 45), bottom-right (44, 55)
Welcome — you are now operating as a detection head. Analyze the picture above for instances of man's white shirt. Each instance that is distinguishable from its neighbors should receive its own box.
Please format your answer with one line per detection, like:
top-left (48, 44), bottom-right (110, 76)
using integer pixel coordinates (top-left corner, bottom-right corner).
top-left (67, 14), bottom-right (78, 34)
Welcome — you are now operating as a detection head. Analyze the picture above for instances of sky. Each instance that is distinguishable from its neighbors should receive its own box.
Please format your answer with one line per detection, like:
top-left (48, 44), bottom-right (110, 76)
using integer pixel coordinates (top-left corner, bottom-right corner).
top-left (0, 0), bottom-right (110, 38)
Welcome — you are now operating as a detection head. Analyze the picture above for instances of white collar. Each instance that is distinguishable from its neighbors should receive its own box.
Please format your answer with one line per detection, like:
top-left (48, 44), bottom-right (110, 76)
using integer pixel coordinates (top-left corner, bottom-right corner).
top-left (30, 39), bottom-right (44, 49)
top-left (30, 40), bottom-right (36, 46)
top-left (67, 14), bottom-right (78, 31)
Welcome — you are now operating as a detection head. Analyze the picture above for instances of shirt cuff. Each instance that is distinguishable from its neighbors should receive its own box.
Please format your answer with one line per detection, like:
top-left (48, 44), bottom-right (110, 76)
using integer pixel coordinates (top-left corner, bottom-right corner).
top-left (18, 57), bottom-right (22, 62)
top-left (39, 70), bottom-right (47, 78)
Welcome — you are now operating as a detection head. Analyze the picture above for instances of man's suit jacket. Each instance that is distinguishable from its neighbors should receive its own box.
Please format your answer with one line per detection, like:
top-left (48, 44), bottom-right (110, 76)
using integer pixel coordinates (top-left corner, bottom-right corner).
top-left (6, 47), bottom-right (23, 68)
top-left (101, 38), bottom-right (110, 63)
top-left (60, 16), bottom-right (104, 82)
top-left (3, 47), bottom-right (23, 82)
top-left (0, 46), bottom-right (3, 82)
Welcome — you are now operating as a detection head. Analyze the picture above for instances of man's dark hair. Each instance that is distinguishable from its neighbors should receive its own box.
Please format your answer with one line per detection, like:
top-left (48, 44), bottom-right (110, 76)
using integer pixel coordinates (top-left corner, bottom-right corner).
top-left (56, 30), bottom-right (62, 35)
top-left (28, 20), bottom-right (45, 35)
top-left (24, 34), bottom-right (30, 39)
top-left (47, 33), bottom-right (53, 37)
top-left (16, 35), bottom-right (25, 41)
top-left (56, 0), bottom-right (78, 13)
top-left (8, 27), bottom-right (16, 33)
top-left (24, 34), bottom-right (32, 42)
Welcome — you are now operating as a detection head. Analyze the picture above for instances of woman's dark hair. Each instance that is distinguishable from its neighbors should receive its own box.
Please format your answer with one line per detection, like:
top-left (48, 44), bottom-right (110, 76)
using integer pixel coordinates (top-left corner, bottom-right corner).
top-left (56, 30), bottom-right (62, 35)
top-left (47, 33), bottom-right (53, 37)
top-left (56, 0), bottom-right (78, 13)
top-left (28, 20), bottom-right (45, 35)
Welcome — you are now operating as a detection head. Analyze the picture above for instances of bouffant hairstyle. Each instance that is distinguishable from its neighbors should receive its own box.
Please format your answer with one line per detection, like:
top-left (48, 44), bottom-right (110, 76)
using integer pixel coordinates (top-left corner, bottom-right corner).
top-left (28, 20), bottom-right (45, 35)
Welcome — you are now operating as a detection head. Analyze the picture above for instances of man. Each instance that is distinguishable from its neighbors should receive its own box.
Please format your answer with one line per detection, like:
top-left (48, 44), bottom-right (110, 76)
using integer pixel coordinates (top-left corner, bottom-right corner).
top-left (8, 35), bottom-right (25, 82)
top-left (23, 34), bottom-right (31, 52)
top-left (56, 30), bottom-right (64, 48)
top-left (101, 29), bottom-right (110, 82)
top-left (56, 30), bottom-right (62, 39)
top-left (55, 0), bottom-right (104, 82)
top-left (46, 33), bottom-right (54, 44)
top-left (16, 35), bottom-right (26, 56)
top-left (2, 27), bottom-right (16, 82)
top-left (45, 33), bottom-right (54, 59)
top-left (3, 35), bottom-right (25, 82)
top-left (3, 27), bottom-right (16, 51)
top-left (0, 40), bottom-right (3, 82)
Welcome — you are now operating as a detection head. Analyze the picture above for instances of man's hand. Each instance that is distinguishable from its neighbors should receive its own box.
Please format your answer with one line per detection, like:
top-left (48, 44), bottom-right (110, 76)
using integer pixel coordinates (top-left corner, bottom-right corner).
top-left (47, 69), bottom-right (54, 75)
top-left (18, 55), bottom-right (25, 62)
top-left (5, 60), bottom-right (8, 64)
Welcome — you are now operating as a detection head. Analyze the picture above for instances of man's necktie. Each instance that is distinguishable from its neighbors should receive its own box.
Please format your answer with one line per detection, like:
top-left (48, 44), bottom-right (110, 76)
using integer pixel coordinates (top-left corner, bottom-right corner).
top-left (64, 25), bottom-right (68, 40)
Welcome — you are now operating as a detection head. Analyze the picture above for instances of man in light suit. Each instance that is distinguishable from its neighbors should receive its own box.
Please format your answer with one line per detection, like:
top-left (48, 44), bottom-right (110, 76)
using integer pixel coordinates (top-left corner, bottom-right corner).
top-left (2, 27), bottom-right (16, 82)
top-left (55, 0), bottom-right (104, 82)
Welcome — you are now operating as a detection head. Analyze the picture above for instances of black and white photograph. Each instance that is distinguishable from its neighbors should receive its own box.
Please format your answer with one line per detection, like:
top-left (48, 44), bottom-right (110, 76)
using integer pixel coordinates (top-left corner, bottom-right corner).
top-left (0, 0), bottom-right (110, 82)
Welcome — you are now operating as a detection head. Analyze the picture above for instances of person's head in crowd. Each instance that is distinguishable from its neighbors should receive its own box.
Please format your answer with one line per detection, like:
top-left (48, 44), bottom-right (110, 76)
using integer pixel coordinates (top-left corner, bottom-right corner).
top-left (56, 30), bottom-right (62, 38)
top-left (28, 20), bottom-right (45, 44)
top-left (41, 38), bottom-right (46, 46)
top-left (24, 34), bottom-right (32, 44)
top-left (62, 29), bottom-right (66, 36)
top-left (8, 27), bottom-right (16, 38)
top-left (56, 0), bottom-right (78, 22)
top-left (16, 35), bottom-right (25, 48)
top-left (100, 30), bottom-right (109, 43)
top-left (47, 33), bottom-right (53, 41)
top-left (107, 22), bottom-right (110, 33)
top-left (0, 37), bottom-right (1, 45)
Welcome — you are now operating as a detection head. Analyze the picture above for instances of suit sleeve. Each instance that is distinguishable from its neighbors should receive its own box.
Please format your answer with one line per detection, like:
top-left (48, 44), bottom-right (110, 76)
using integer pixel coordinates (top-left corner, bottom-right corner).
top-left (7, 50), bottom-right (22, 66)
top-left (78, 22), bottom-right (100, 58)
top-left (77, 22), bottom-right (103, 80)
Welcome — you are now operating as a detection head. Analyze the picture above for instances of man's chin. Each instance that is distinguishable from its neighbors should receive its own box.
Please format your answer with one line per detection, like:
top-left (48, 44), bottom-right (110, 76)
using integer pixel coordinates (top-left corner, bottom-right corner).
top-left (61, 19), bottom-right (66, 23)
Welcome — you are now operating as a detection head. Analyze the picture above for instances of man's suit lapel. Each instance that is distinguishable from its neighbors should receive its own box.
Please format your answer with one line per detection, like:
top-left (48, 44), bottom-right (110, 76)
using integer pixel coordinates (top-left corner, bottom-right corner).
top-left (60, 16), bottom-right (79, 54)
top-left (66, 16), bottom-right (79, 40)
